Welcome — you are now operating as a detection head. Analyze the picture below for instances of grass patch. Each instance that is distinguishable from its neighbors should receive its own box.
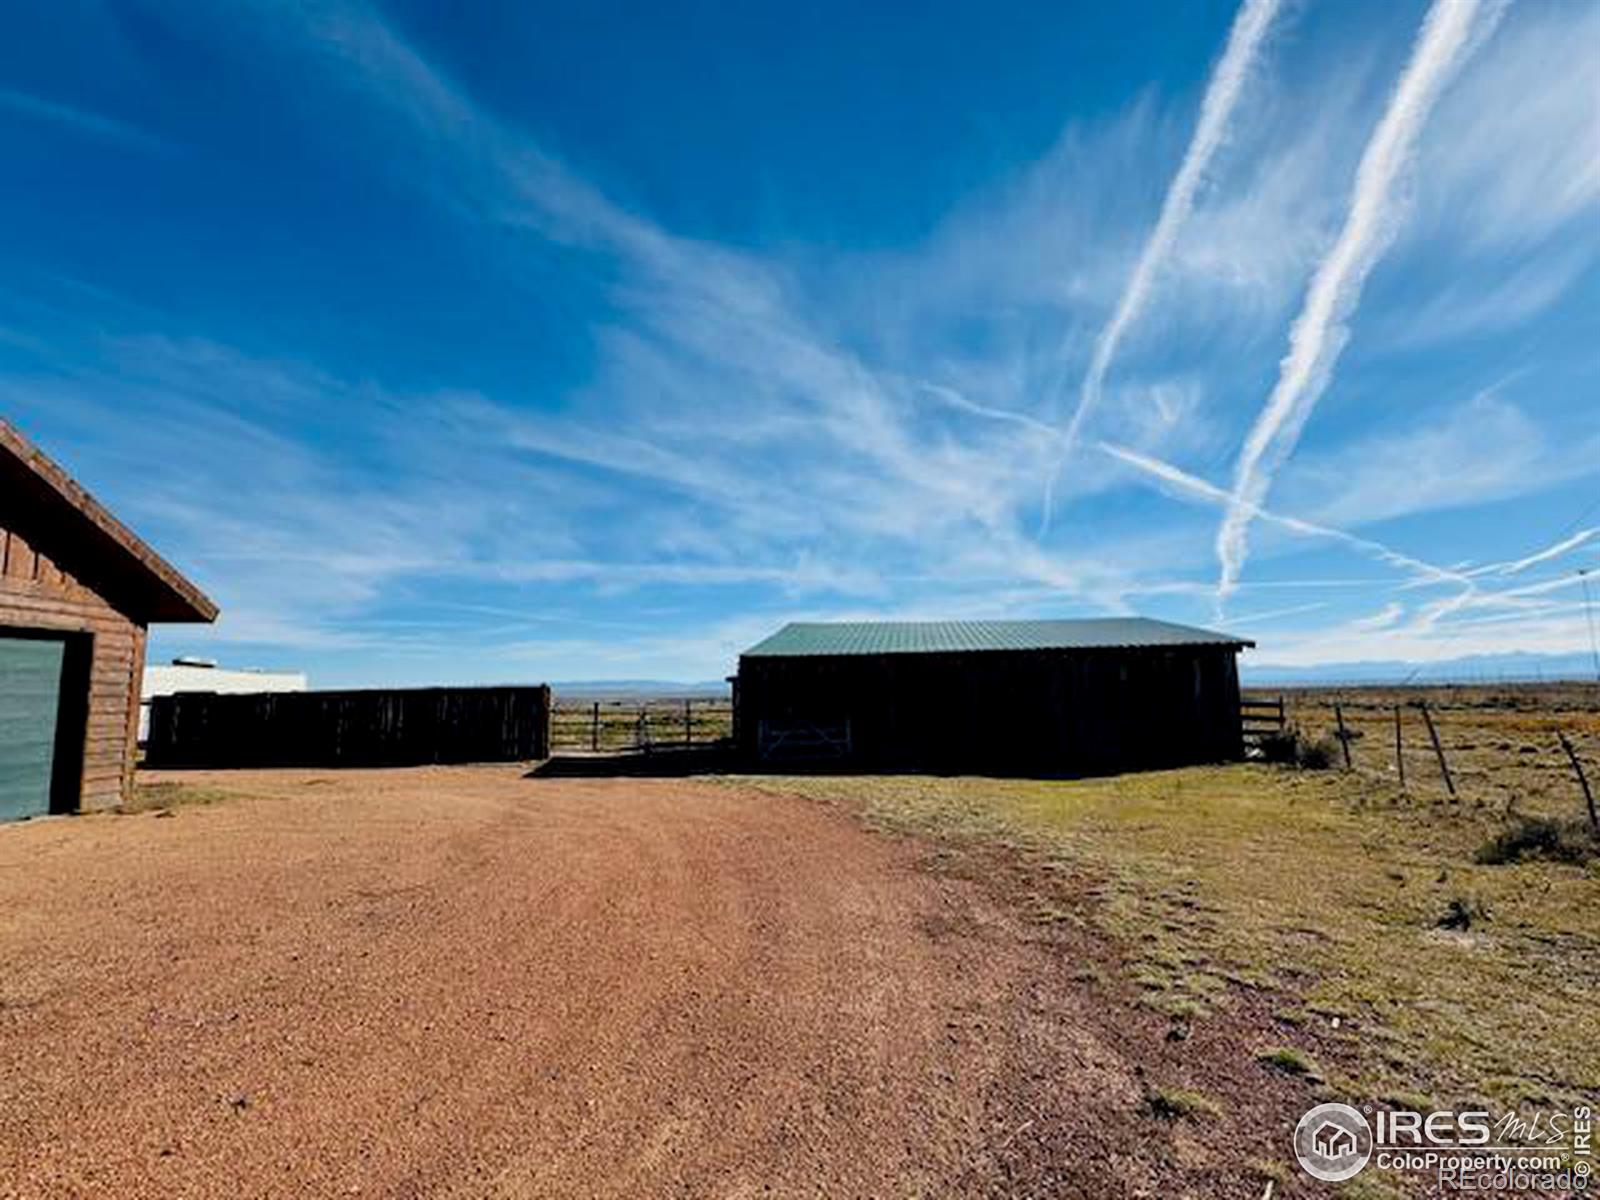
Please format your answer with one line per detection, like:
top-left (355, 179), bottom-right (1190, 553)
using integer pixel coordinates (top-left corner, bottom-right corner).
top-left (1257, 1045), bottom-right (1321, 1079)
top-left (120, 781), bottom-right (239, 815)
top-left (742, 766), bottom-right (1600, 1110)
top-left (1145, 1086), bottom-right (1223, 1121)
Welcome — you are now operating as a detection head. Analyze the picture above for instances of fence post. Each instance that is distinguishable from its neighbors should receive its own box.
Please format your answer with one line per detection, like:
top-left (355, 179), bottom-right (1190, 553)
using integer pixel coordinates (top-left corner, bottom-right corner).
top-left (538, 684), bottom-right (552, 759)
top-left (1334, 703), bottom-right (1352, 770)
top-left (1419, 702), bottom-right (1455, 798)
top-left (591, 701), bottom-right (599, 752)
top-left (1557, 731), bottom-right (1598, 835)
top-left (684, 698), bottom-right (692, 746)
top-left (1393, 705), bottom-right (1405, 790)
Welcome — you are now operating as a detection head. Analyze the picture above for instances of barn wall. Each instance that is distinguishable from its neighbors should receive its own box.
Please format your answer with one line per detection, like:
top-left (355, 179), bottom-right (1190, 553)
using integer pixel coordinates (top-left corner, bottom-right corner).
top-left (0, 523), bottom-right (143, 811)
top-left (736, 646), bottom-right (1244, 774)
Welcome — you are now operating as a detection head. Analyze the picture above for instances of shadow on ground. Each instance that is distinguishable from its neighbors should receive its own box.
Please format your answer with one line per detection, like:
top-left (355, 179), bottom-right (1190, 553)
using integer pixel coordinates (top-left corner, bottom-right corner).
top-left (524, 748), bottom-right (1189, 781)
top-left (528, 748), bottom-right (739, 777)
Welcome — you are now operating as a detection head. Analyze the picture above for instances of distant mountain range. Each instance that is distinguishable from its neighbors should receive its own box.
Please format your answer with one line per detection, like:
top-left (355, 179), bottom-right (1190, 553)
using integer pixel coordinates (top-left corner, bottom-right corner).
top-left (1244, 650), bottom-right (1600, 687)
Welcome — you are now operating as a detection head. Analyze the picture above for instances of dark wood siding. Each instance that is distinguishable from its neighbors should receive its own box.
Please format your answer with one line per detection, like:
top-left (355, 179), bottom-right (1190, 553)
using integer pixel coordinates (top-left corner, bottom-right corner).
top-left (0, 524), bottom-right (144, 812)
top-left (734, 645), bottom-right (1245, 775)
top-left (146, 686), bottom-right (552, 768)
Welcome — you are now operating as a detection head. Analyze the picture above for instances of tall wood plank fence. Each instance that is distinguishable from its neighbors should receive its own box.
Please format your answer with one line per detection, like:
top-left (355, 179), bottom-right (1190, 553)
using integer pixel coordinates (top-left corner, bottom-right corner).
top-left (145, 685), bottom-right (551, 768)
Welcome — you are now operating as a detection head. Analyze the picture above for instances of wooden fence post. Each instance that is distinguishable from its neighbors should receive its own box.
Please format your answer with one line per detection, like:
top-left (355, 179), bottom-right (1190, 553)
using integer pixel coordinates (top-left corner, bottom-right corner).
top-left (1334, 703), bottom-right (1352, 770)
top-left (1419, 702), bottom-right (1455, 798)
top-left (538, 684), bottom-right (552, 759)
top-left (1393, 705), bottom-right (1405, 789)
top-left (684, 698), bottom-right (692, 746)
top-left (1557, 731), bottom-right (1598, 835)
top-left (591, 701), bottom-right (599, 752)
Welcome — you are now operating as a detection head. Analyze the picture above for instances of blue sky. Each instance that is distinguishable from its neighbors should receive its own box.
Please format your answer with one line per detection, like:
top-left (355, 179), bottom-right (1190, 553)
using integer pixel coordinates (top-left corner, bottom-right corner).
top-left (3, 0), bottom-right (1598, 685)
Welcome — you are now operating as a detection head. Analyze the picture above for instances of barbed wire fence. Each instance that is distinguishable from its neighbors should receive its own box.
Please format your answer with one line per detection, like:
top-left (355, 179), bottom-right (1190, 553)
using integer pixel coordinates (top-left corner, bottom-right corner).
top-left (1247, 685), bottom-right (1600, 831)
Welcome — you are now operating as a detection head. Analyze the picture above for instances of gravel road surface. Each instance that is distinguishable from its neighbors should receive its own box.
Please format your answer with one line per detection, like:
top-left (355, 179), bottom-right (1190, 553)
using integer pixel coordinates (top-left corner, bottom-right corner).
top-left (0, 767), bottom-right (1286, 1198)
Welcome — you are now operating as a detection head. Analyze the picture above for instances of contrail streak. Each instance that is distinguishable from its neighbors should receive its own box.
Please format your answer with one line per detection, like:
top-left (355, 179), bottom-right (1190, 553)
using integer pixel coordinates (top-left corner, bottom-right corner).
top-left (1041, 0), bottom-right (1279, 536)
top-left (1468, 527), bottom-right (1599, 578)
top-left (1213, 0), bottom-right (1505, 603)
top-left (1100, 441), bottom-right (1469, 587)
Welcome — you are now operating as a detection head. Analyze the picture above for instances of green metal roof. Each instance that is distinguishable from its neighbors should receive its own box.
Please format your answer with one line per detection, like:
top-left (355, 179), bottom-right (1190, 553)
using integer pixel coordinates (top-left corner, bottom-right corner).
top-left (740, 617), bottom-right (1253, 658)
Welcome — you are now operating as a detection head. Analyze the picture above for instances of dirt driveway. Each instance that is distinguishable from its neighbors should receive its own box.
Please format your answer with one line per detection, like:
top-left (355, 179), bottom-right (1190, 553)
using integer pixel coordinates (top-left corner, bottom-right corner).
top-left (0, 768), bottom-right (1297, 1198)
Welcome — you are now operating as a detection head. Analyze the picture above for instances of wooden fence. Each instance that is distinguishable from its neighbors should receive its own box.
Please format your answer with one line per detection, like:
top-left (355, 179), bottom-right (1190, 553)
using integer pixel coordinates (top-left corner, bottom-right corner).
top-left (549, 697), bottom-right (732, 754)
top-left (1241, 696), bottom-right (1286, 751)
top-left (145, 685), bottom-right (552, 768)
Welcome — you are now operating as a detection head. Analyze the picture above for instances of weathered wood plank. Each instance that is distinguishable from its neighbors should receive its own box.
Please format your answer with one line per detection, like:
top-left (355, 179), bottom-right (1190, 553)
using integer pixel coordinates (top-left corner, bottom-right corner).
top-left (147, 685), bottom-right (553, 768)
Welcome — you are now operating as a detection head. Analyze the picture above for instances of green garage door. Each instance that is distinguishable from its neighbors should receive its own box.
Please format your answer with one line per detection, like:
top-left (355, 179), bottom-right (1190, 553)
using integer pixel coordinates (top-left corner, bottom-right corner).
top-left (0, 635), bottom-right (68, 822)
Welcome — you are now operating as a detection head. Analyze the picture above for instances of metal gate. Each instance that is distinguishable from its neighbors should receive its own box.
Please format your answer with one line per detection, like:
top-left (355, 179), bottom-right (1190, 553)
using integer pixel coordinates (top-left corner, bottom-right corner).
top-left (550, 698), bottom-right (733, 754)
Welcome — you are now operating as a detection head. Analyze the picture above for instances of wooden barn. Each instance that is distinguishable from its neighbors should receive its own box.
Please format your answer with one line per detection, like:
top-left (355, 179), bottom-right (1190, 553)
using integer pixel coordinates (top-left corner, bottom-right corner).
top-left (0, 421), bottom-right (216, 820)
top-left (732, 618), bottom-right (1254, 774)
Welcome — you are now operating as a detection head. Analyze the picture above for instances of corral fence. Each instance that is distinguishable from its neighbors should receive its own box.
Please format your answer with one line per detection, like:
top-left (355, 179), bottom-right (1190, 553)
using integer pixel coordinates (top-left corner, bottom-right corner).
top-left (550, 696), bottom-right (732, 754)
top-left (1240, 696), bottom-right (1286, 751)
top-left (146, 685), bottom-right (552, 768)
top-left (1244, 685), bottom-right (1600, 829)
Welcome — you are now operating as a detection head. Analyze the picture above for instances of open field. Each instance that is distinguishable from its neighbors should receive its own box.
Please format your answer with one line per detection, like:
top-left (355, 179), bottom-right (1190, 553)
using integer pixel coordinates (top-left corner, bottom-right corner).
top-left (0, 765), bottom-right (1322, 1199)
top-left (1252, 682), bottom-right (1600, 823)
top-left (754, 756), bottom-right (1600, 1124)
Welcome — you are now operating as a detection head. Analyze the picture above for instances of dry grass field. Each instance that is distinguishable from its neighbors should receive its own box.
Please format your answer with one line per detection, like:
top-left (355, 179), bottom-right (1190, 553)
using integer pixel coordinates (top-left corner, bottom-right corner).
top-left (756, 766), bottom-right (1598, 1120)
top-left (747, 684), bottom-right (1600, 1175)
top-left (1258, 682), bottom-right (1600, 820)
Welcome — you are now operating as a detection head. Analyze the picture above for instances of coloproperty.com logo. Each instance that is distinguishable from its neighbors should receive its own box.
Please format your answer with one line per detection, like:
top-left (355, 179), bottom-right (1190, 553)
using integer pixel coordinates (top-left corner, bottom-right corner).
top-left (1294, 1103), bottom-right (1374, 1183)
top-left (1293, 1100), bottom-right (1595, 1191)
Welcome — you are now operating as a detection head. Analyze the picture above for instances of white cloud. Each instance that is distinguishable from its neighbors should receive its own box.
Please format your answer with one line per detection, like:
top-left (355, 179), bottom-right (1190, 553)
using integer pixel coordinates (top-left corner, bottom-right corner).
top-left (1061, 0), bottom-right (1281, 460)
top-left (0, 87), bottom-right (172, 154)
top-left (1419, 2), bottom-right (1600, 250)
top-left (1472, 529), bottom-right (1600, 579)
top-left (1252, 606), bottom-right (1599, 669)
top-left (1099, 440), bottom-right (1466, 589)
top-left (1350, 602), bottom-right (1404, 631)
top-left (1215, 0), bottom-right (1507, 603)
top-left (1376, 252), bottom-right (1594, 349)
top-left (1275, 389), bottom-right (1597, 530)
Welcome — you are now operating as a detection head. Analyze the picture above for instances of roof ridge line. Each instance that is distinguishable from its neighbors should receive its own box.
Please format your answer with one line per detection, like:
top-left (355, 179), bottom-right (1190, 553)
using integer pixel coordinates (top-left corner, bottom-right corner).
top-left (0, 419), bottom-right (218, 623)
